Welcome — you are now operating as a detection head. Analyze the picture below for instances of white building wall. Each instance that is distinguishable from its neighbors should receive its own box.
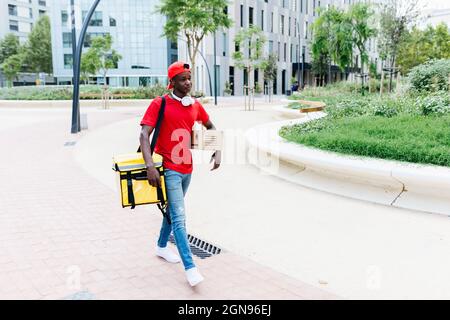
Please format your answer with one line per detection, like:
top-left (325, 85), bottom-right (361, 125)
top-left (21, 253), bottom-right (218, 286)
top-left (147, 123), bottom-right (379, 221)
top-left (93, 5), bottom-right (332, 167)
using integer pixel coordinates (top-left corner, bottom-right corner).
top-left (0, 0), bottom-right (50, 43)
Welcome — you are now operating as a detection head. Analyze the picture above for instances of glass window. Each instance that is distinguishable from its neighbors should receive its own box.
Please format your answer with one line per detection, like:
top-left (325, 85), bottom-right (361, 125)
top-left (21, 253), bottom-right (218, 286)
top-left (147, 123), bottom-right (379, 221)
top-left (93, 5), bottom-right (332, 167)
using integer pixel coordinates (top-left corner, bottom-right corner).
top-left (271, 13), bottom-right (274, 33)
top-left (9, 5), bottom-right (17, 16)
top-left (84, 32), bottom-right (109, 48)
top-left (278, 42), bottom-right (280, 61)
top-left (39, 0), bottom-right (47, 6)
top-left (9, 20), bottom-right (18, 31)
top-left (109, 17), bottom-right (116, 27)
top-left (261, 10), bottom-right (264, 31)
top-left (63, 32), bottom-right (72, 48)
top-left (249, 7), bottom-right (254, 26)
top-left (240, 5), bottom-right (244, 27)
top-left (82, 11), bottom-right (103, 27)
top-left (222, 32), bottom-right (227, 57)
top-left (61, 11), bottom-right (68, 27)
top-left (64, 54), bottom-right (73, 69)
top-left (289, 17), bottom-right (291, 36)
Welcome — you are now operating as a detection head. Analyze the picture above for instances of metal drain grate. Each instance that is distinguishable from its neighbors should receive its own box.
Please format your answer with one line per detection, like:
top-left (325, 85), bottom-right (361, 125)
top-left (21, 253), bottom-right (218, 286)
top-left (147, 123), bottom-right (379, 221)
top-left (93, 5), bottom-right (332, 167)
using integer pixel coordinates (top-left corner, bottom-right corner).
top-left (64, 141), bottom-right (77, 147)
top-left (169, 234), bottom-right (222, 259)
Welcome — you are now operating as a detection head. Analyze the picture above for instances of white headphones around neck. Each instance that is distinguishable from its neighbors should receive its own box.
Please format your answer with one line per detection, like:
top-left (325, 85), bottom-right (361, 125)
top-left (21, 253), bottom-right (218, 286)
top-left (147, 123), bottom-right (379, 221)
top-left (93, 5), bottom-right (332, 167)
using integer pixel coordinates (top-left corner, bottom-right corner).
top-left (171, 92), bottom-right (195, 107)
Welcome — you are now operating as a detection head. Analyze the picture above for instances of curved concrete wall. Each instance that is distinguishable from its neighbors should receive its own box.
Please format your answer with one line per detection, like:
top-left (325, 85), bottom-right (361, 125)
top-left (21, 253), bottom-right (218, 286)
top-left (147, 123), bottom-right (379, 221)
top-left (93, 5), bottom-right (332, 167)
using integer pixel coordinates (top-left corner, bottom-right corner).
top-left (246, 110), bottom-right (450, 216)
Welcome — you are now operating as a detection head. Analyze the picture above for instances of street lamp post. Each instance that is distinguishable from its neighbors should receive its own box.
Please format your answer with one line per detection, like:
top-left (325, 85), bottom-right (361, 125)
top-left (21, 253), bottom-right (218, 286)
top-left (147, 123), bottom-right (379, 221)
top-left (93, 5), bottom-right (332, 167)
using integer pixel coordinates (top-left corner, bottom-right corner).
top-left (71, 0), bottom-right (101, 134)
top-left (70, 0), bottom-right (78, 133)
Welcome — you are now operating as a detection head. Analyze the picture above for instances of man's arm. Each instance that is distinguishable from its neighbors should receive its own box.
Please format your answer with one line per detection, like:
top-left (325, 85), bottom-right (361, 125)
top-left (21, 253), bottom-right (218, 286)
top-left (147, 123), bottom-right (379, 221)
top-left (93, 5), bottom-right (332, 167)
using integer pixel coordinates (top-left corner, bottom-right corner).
top-left (139, 125), bottom-right (161, 187)
top-left (203, 120), bottom-right (221, 171)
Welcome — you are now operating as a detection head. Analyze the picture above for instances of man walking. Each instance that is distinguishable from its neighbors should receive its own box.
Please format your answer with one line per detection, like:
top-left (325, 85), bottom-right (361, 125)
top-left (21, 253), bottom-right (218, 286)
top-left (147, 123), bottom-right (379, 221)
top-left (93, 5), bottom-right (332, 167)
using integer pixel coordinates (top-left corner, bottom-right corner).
top-left (139, 61), bottom-right (221, 287)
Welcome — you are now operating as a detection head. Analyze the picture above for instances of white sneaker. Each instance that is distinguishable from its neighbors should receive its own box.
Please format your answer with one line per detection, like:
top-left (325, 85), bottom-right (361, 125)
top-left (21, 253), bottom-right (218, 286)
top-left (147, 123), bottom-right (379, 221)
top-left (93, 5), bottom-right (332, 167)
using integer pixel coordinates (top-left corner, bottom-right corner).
top-left (185, 267), bottom-right (204, 287)
top-left (156, 246), bottom-right (181, 264)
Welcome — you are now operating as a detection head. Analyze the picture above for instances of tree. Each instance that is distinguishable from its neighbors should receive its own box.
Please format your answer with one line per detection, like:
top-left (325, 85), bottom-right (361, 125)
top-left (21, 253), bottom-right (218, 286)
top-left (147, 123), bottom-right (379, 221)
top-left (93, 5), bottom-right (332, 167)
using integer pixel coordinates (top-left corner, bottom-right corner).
top-left (311, 9), bottom-right (332, 86)
top-left (233, 25), bottom-right (267, 96)
top-left (24, 15), bottom-right (52, 77)
top-left (263, 54), bottom-right (277, 101)
top-left (377, 0), bottom-right (420, 92)
top-left (397, 23), bottom-right (450, 75)
top-left (311, 6), bottom-right (353, 86)
top-left (81, 34), bottom-right (122, 84)
top-left (0, 34), bottom-right (21, 65)
top-left (0, 53), bottom-right (24, 86)
top-left (81, 34), bottom-right (122, 108)
top-left (157, 0), bottom-right (232, 92)
top-left (349, 3), bottom-right (377, 95)
top-left (80, 49), bottom-right (98, 84)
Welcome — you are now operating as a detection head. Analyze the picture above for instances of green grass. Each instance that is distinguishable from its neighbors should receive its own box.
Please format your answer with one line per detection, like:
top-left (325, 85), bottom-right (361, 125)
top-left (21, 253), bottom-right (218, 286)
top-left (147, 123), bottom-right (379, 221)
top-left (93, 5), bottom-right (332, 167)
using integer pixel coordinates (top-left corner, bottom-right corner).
top-left (280, 115), bottom-right (450, 167)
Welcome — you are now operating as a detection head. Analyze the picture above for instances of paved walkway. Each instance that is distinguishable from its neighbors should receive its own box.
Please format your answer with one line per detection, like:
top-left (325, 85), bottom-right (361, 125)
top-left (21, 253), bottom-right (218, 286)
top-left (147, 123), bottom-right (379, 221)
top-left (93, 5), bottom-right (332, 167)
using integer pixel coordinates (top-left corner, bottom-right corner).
top-left (3, 96), bottom-right (450, 300)
top-left (0, 100), bottom-right (336, 300)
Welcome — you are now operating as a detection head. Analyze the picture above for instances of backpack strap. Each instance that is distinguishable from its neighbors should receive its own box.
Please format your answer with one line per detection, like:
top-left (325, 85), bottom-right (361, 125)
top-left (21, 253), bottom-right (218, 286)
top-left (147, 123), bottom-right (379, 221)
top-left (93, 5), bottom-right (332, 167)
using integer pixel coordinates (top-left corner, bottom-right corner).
top-left (137, 96), bottom-right (166, 153)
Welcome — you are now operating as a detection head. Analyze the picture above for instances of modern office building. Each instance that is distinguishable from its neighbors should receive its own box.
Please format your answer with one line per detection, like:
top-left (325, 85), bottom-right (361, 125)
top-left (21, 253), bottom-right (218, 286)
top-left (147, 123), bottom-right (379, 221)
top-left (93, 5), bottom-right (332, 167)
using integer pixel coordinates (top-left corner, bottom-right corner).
top-left (49, 0), bottom-right (177, 86)
top-left (0, 0), bottom-right (50, 43)
top-left (0, 0), bottom-right (51, 86)
top-left (178, 0), bottom-right (381, 96)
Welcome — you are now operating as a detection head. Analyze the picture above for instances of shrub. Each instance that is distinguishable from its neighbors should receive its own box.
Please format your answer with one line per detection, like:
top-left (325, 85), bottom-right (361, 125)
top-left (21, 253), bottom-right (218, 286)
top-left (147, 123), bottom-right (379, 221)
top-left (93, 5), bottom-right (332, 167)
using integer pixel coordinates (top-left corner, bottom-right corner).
top-left (408, 59), bottom-right (450, 93)
top-left (192, 91), bottom-right (205, 98)
top-left (373, 102), bottom-right (399, 118)
top-left (415, 91), bottom-right (450, 116)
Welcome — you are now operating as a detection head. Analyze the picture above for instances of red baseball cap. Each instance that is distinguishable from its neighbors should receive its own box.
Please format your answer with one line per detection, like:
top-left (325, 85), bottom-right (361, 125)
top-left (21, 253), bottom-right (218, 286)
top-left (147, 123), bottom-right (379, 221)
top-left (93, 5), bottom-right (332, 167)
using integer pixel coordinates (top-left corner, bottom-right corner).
top-left (167, 61), bottom-right (191, 89)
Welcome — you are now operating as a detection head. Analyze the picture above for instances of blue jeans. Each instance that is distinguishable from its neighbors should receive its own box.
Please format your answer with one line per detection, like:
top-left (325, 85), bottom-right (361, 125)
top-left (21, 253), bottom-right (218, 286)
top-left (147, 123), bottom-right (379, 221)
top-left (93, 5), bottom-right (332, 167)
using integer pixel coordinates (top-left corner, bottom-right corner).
top-left (157, 168), bottom-right (195, 271)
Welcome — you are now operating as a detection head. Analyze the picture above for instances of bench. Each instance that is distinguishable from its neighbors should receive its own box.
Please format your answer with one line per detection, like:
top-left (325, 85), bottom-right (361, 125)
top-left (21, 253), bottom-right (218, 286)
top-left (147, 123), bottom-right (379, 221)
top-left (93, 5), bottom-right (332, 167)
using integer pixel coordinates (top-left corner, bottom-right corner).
top-left (296, 99), bottom-right (326, 113)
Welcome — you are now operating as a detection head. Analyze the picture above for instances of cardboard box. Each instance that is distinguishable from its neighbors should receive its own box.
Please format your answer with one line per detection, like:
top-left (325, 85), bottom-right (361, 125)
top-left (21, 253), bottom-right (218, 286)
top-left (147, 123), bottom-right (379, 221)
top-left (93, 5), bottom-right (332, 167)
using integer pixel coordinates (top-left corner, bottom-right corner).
top-left (191, 129), bottom-right (223, 151)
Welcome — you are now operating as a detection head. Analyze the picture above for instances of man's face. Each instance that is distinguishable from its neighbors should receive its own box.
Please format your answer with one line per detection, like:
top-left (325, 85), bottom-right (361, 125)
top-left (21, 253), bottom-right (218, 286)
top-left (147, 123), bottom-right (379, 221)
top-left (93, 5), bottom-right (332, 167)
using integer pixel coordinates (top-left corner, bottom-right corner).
top-left (172, 71), bottom-right (192, 95)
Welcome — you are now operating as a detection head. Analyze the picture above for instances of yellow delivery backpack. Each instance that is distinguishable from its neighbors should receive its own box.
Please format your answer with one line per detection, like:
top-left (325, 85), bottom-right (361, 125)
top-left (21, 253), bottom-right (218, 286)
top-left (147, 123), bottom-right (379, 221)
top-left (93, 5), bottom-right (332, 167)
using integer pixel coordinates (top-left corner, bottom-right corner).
top-left (112, 96), bottom-right (171, 223)
top-left (113, 152), bottom-right (167, 209)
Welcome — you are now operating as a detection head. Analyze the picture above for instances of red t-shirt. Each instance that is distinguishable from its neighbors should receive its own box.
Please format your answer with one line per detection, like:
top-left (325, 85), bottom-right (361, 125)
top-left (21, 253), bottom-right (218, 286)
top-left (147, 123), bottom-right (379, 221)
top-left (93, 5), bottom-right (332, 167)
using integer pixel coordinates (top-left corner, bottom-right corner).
top-left (140, 94), bottom-right (210, 174)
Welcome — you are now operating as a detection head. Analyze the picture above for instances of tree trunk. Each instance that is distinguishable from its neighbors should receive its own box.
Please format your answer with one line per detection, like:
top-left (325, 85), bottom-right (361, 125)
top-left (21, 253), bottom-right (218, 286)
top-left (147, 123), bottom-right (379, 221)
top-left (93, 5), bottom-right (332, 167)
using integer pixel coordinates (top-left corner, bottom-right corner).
top-left (389, 56), bottom-right (395, 93)
top-left (186, 34), bottom-right (203, 96)
top-left (328, 58), bottom-right (331, 86)
top-left (361, 61), bottom-right (365, 96)
top-left (380, 66), bottom-right (385, 96)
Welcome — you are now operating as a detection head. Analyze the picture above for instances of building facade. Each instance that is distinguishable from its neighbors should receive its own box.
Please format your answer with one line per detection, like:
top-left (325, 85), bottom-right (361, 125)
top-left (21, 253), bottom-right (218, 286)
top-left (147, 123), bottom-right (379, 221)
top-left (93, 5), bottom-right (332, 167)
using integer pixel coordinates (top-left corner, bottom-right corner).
top-left (0, 0), bottom-right (50, 43)
top-left (178, 0), bottom-right (381, 96)
top-left (50, 0), bottom-right (176, 86)
top-left (0, 0), bottom-right (51, 86)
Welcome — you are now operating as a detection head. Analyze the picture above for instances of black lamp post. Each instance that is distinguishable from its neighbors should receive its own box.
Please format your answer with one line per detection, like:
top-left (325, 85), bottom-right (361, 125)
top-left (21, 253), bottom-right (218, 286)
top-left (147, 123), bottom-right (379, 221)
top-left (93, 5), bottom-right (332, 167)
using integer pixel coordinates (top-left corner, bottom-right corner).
top-left (70, 0), bottom-right (78, 133)
top-left (213, 32), bottom-right (218, 106)
top-left (71, 0), bottom-right (101, 134)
